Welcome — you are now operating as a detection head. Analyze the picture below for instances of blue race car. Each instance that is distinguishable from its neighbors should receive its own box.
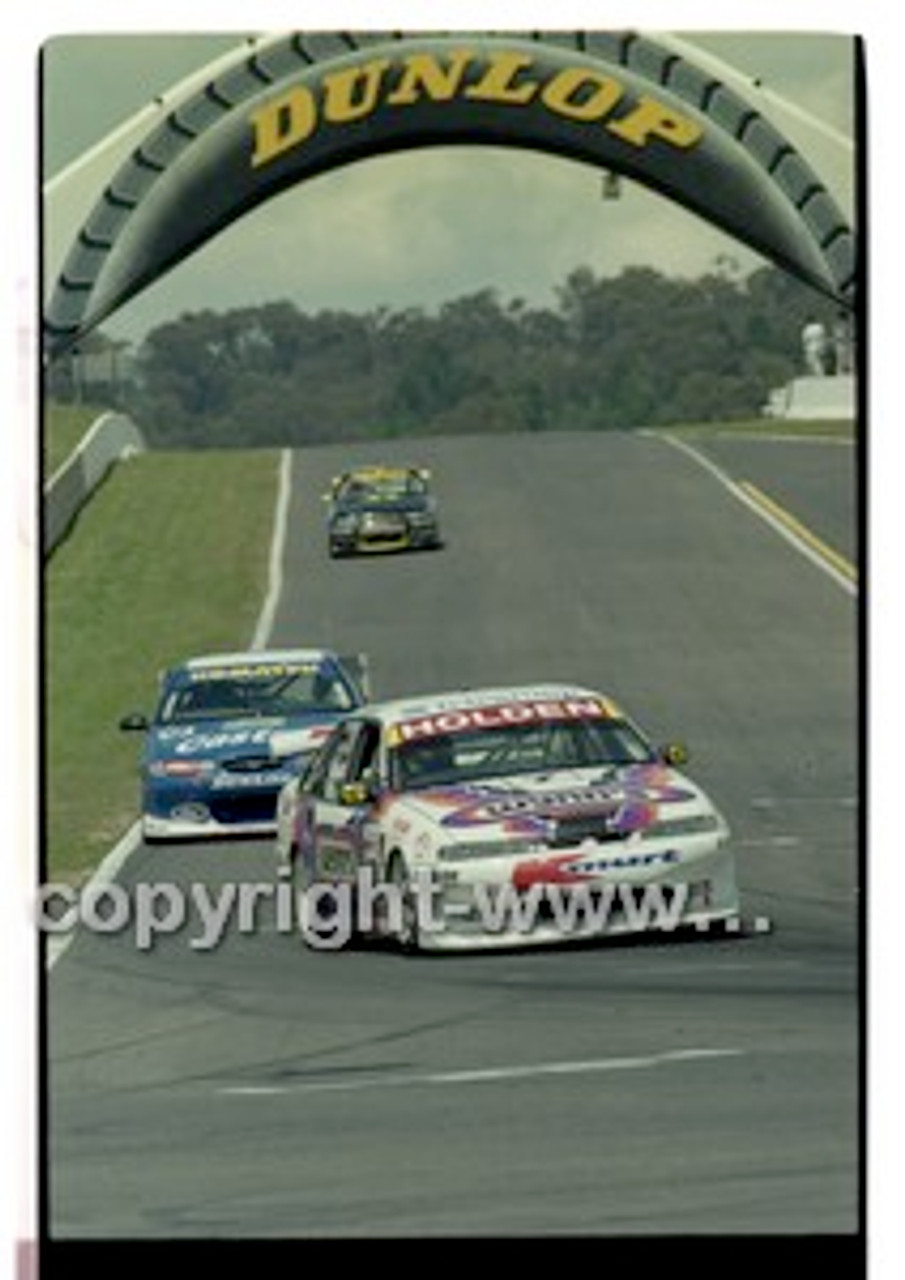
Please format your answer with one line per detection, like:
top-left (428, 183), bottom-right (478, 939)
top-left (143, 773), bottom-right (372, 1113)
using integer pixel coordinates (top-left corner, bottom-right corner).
top-left (119, 648), bottom-right (369, 841)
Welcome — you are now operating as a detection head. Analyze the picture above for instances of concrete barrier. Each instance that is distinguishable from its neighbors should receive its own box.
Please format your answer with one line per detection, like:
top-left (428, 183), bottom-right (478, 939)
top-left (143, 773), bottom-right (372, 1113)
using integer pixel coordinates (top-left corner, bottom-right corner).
top-left (762, 374), bottom-right (855, 421)
top-left (43, 412), bottom-right (146, 556)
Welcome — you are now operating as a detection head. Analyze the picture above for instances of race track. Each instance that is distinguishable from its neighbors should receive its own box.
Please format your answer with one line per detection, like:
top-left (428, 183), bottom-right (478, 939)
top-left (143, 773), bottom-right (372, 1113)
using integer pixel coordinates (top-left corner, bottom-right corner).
top-left (47, 429), bottom-right (860, 1242)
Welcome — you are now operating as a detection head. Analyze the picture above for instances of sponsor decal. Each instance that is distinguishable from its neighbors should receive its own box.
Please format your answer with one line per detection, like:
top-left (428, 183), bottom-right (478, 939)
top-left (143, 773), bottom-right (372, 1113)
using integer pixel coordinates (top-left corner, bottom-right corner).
top-left (512, 848), bottom-right (681, 888)
top-left (436, 779), bottom-right (694, 828)
top-left (389, 698), bottom-right (611, 744)
top-left (210, 770), bottom-right (293, 790)
top-left (249, 48), bottom-right (704, 171)
top-left (171, 727), bottom-right (276, 754)
top-left (187, 662), bottom-right (319, 681)
top-left (159, 722), bottom-right (329, 757)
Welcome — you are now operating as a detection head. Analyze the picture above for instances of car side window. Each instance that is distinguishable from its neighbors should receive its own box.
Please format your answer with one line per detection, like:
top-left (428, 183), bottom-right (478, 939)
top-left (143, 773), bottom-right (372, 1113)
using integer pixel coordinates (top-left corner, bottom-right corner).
top-left (305, 723), bottom-right (354, 799)
top-left (320, 721), bottom-right (368, 803)
top-left (348, 722), bottom-right (383, 790)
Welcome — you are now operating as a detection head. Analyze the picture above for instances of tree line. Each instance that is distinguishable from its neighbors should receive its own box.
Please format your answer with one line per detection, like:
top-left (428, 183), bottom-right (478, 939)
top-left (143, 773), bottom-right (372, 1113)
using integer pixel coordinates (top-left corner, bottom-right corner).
top-left (47, 263), bottom-right (849, 448)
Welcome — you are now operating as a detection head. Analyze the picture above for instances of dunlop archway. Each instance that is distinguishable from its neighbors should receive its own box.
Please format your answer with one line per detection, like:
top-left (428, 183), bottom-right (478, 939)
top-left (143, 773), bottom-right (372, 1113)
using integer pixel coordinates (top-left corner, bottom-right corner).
top-left (43, 31), bottom-right (858, 359)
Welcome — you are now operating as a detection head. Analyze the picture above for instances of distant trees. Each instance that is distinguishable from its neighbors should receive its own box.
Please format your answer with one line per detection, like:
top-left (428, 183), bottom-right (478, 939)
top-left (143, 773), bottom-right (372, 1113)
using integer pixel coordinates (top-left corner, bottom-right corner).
top-left (83, 263), bottom-right (844, 448)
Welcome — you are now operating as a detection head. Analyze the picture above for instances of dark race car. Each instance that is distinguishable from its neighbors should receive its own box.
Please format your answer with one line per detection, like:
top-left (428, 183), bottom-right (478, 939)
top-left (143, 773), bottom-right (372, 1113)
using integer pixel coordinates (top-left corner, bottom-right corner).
top-left (325, 465), bottom-right (442, 557)
top-left (119, 648), bottom-right (369, 841)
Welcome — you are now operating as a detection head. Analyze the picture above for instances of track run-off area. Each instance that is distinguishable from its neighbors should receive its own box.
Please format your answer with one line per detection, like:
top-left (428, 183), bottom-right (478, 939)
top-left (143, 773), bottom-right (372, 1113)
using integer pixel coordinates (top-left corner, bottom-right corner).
top-left (48, 427), bottom-right (860, 1241)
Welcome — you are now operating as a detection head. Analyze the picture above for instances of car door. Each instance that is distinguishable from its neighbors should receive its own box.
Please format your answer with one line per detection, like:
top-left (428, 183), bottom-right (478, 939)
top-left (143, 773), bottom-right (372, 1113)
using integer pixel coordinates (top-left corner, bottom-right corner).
top-left (341, 719), bottom-right (386, 874)
top-left (303, 718), bottom-right (375, 884)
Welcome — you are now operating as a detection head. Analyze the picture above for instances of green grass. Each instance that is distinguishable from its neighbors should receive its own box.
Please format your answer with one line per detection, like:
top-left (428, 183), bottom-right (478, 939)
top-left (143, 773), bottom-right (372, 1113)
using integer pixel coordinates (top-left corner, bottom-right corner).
top-left (43, 403), bottom-right (112, 478)
top-left (44, 448), bottom-right (281, 880)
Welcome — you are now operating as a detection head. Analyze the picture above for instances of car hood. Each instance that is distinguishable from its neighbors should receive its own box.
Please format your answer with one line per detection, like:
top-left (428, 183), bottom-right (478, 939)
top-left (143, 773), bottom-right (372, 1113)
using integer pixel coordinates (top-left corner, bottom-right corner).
top-left (389, 763), bottom-right (714, 838)
top-left (148, 713), bottom-right (338, 764)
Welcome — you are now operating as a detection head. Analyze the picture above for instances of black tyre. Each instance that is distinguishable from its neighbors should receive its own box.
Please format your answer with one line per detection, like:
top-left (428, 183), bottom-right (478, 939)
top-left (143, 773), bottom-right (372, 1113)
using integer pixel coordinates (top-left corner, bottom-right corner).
top-left (387, 854), bottom-right (422, 954)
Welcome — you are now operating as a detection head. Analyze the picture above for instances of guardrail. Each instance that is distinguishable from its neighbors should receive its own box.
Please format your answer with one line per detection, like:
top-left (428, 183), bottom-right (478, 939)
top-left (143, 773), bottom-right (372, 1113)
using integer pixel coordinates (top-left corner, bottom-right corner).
top-left (43, 412), bottom-right (146, 556)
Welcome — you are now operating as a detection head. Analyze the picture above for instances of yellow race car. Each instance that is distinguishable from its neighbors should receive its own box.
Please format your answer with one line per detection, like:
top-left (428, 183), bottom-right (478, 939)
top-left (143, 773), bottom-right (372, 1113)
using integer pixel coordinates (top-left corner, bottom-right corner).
top-left (325, 465), bottom-right (443, 557)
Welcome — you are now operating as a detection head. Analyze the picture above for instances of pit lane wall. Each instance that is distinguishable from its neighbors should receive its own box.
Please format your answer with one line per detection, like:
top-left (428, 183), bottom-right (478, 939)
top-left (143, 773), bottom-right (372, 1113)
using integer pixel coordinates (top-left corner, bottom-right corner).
top-left (44, 412), bottom-right (146, 556)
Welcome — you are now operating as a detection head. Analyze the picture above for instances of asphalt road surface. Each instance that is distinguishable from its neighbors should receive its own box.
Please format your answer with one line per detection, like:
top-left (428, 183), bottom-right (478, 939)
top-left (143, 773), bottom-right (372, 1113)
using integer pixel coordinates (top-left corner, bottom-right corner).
top-left (685, 430), bottom-right (857, 566)
top-left (47, 429), bottom-right (861, 1244)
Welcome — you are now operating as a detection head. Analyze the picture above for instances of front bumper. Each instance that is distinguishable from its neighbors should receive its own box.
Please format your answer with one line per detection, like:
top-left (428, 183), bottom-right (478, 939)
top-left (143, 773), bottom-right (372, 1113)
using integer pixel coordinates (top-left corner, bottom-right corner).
top-left (408, 837), bottom-right (740, 952)
top-left (330, 519), bottom-right (440, 555)
top-left (142, 779), bottom-right (286, 841)
top-left (142, 812), bottom-right (278, 841)
top-left (417, 901), bottom-right (740, 952)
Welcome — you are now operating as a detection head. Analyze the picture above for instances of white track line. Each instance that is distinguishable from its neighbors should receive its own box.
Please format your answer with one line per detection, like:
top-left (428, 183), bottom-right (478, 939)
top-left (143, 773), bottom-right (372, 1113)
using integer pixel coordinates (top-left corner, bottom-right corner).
top-left (45, 821), bottom-right (141, 971)
top-left (651, 431), bottom-right (857, 597)
top-left (218, 1047), bottom-right (744, 1097)
top-left (46, 449), bottom-right (292, 972)
top-left (251, 449), bottom-right (292, 651)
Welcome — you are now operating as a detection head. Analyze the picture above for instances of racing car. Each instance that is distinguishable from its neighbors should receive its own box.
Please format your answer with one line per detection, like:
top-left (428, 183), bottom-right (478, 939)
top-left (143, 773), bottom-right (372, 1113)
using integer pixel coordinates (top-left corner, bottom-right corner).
top-left (325, 465), bottom-right (442, 557)
top-left (275, 683), bottom-right (740, 951)
top-left (119, 648), bottom-right (369, 841)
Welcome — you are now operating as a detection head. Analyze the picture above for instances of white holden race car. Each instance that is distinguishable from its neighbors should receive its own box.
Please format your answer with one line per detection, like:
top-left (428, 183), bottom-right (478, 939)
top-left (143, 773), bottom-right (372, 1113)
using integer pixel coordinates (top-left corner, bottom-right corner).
top-left (275, 683), bottom-right (740, 952)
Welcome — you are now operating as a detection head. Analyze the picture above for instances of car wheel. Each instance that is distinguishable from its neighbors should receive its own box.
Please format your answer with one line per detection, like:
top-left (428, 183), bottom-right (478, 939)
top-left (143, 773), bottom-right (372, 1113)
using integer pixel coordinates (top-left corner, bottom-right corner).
top-left (387, 854), bottom-right (421, 954)
top-left (291, 847), bottom-right (346, 950)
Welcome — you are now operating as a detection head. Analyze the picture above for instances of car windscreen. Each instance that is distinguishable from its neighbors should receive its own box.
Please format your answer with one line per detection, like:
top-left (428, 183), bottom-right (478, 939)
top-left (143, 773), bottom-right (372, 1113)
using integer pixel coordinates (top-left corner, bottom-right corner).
top-left (157, 663), bottom-right (356, 723)
top-left (346, 477), bottom-right (426, 504)
top-left (390, 717), bottom-right (654, 790)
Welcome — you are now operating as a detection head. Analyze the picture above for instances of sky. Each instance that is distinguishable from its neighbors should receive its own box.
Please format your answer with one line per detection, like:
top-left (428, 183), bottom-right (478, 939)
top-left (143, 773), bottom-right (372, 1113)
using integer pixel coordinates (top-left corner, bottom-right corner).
top-left (39, 25), bottom-right (859, 347)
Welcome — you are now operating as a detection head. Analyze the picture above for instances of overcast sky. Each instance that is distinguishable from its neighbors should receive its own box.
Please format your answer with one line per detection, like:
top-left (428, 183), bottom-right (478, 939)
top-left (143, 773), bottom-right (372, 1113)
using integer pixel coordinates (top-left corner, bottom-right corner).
top-left (40, 30), bottom-right (856, 180)
top-left (39, 25), bottom-right (859, 346)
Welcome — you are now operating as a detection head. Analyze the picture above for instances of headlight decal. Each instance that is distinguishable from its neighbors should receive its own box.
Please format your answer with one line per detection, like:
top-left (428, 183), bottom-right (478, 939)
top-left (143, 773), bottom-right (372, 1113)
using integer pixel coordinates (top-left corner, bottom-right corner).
top-left (438, 839), bottom-right (546, 862)
top-left (149, 758), bottom-right (216, 778)
top-left (641, 812), bottom-right (720, 839)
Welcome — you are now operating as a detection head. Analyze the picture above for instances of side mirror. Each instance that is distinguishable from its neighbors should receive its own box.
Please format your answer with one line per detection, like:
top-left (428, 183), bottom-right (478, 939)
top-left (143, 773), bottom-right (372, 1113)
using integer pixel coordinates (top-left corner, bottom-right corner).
top-left (659, 741), bottom-right (689, 767)
top-left (119, 713), bottom-right (149, 732)
top-left (339, 781), bottom-right (373, 807)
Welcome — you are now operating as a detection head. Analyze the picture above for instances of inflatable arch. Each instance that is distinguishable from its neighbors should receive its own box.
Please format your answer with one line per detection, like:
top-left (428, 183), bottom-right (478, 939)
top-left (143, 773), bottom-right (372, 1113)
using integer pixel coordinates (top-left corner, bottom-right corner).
top-left (43, 31), bottom-right (857, 359)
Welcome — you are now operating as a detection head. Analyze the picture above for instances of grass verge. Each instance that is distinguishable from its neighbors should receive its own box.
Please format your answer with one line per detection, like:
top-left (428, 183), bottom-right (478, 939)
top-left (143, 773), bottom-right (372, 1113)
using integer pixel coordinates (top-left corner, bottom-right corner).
top-left (657, 417), bottom-right (856, 439)
top-left (44, 447), bottom-right (281, 881)
top-left (43, 403), bottom-right (112, 478)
